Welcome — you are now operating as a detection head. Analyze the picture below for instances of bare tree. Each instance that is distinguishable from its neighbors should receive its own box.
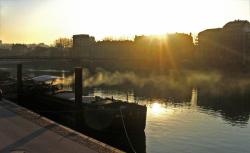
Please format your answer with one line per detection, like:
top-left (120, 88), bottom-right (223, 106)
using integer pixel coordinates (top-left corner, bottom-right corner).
top-left (54, 38), bottom-right (73, 48)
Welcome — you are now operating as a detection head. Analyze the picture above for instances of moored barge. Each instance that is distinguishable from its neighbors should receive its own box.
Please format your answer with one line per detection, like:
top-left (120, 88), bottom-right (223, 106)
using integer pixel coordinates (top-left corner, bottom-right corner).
top-left (22, 75), bottom-right (147, 133)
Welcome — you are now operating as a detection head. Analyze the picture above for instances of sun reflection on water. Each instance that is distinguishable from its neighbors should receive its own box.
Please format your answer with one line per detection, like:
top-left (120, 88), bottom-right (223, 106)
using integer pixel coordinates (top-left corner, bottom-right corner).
top-left (149, 102), bottom-right (167, 115)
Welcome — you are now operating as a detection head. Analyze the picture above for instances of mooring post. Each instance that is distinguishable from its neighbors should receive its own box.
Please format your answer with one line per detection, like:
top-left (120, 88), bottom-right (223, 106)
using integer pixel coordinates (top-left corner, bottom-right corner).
top-left (74, 67), bottom-right (82, 129)
top-left (126, 92), bottom-right (129, 102)
top-left (17, 64), bottom-right (23, 103)
top-left (75, 67), bottom-right (82, 107)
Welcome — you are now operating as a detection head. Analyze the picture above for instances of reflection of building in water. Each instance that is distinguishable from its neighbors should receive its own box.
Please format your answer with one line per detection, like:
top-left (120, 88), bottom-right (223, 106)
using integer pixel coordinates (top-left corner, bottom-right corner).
top-left (198, 20), bottom-right (250, 67)
top-left (198, 88), bottom-right (250, 127)
top-left (191, 88), bottom-right (198, 106)
top-left (72, 34), bottom-right (95, 58)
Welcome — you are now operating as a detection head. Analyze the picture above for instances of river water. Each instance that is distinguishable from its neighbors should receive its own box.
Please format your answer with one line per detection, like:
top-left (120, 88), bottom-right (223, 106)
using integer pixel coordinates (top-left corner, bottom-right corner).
top-left (1, 59), bottom-right (250, 153)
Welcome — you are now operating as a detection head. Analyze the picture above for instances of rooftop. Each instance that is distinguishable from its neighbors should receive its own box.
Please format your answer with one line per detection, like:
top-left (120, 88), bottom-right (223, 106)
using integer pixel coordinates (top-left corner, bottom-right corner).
top-left (73, 34), bottom-right (91, 38)
top-left (223, 20), bottom-right (250, 31)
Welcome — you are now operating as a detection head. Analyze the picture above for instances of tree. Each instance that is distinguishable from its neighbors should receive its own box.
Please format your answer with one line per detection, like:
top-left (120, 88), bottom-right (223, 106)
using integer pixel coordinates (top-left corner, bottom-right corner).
top-left (54, 38), bottom-right (73, 48)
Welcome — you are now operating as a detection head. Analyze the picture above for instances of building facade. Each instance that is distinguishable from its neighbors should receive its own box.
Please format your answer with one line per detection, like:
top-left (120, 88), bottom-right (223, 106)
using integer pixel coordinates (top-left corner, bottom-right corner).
top-left (72, 34), bottom-right (95, 59)
top-left (198, 20), bottom-right (250, 68)
top-left (11, 44), bottom-right (29, 56)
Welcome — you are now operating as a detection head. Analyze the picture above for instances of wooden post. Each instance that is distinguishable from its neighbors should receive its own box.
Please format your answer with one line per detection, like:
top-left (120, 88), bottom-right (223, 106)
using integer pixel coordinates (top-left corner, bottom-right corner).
top-left (126, 92), bottom-right (129, 102)
top-left (75, 67), bottom-right (82, 107)
top-left (74, 67), bottom-right (82, 129)
top-left (17, 64), bottom-right (23, 103)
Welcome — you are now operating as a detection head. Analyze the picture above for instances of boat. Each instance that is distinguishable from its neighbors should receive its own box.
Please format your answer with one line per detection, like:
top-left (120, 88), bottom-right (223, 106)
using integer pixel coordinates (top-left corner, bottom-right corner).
top-left (21, 75), bottom-right (147, 133)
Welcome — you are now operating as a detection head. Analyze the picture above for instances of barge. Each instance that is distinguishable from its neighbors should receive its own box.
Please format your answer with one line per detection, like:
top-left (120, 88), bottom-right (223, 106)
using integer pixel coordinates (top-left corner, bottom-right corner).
top-left (21, 75), bottom-right (147, 133)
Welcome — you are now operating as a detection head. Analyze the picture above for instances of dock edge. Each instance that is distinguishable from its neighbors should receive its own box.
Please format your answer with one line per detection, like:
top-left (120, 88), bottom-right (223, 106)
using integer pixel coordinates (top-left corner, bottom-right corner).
top-left (0, 99), bottom-right (125, 153)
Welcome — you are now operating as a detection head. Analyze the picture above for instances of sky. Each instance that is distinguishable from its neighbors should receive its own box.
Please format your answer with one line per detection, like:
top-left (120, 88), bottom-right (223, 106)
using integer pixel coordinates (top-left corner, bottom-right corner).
top-left (0, 0), bottom-right (250, 44)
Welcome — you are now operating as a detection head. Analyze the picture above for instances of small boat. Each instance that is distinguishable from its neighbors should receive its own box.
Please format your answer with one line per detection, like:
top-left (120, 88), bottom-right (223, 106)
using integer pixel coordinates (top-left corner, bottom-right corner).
top-left (22, 75), bottom-right (147, 133)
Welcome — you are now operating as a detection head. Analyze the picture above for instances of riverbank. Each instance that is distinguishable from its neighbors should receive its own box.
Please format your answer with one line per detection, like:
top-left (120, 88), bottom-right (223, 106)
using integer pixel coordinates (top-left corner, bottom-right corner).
top-left (0, 99), bottom-right (123, 153)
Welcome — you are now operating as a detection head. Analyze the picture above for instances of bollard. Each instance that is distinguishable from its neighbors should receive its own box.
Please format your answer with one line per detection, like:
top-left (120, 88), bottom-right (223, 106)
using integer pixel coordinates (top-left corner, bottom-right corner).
top-left (17, 64), bottom-right (23, 103)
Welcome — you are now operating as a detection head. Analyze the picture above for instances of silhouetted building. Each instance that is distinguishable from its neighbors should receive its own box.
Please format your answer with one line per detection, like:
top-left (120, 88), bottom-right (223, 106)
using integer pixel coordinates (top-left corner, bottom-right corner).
top-left (12, 44), bottom-right (29, 56)
top-left (71, 32), bottom-right (195, 68)
top-left (72, 34), bottom-right (95, 58)
top-left (0, 48), bottom-right (10, 57)
top-left (93, 40), bottom-right (133, 60)
top-left (134, 34), bottom-right (194, 68)
top-left (198, 20), bottom-right (250, 68)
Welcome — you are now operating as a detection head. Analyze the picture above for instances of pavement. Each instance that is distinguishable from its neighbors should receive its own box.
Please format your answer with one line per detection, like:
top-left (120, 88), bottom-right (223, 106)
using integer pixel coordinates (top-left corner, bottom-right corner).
top-left (0, 99), bottom-right (123, 153)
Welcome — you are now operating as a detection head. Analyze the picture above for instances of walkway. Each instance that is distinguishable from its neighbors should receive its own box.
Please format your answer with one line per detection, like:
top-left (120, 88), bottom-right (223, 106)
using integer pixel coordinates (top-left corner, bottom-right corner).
top-left (0, 99), bottom-right (123, 153)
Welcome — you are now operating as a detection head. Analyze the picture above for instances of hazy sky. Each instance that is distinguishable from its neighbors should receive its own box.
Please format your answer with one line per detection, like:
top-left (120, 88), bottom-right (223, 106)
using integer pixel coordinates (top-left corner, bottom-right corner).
top-left (0, 0), bottom-right (249, 44)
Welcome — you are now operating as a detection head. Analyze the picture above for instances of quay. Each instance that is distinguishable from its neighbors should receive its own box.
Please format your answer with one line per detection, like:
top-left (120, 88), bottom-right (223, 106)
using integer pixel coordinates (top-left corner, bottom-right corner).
top-left (0, 99), bottom-right (124, 153)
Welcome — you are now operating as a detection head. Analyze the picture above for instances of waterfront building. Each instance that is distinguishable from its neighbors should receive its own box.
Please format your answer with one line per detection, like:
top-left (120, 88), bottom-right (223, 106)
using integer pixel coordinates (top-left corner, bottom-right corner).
top-left (11, 44), bottom-right (29, 56)
top-left (198, 20), bottom-right (250, 67)
top-left (72, 34), bottom-right (95, 59)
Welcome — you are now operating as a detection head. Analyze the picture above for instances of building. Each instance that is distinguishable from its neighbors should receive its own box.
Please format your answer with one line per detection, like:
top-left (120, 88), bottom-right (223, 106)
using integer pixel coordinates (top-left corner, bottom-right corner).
top-left (0, 40), bottom-right (10, 57)
top-left (134, 33), bottom-right (194, 66)
top-left (11, 44), bottom-right (29, 56)
top-left (72, 34), bottom-right (95, 59)
top-left (198, 20), bottom-right (250, 67)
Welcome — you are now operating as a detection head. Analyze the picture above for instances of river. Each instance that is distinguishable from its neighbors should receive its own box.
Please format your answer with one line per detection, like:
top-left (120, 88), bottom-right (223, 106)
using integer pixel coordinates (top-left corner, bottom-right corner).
top-left (0, 59), bottom-right (250, 153)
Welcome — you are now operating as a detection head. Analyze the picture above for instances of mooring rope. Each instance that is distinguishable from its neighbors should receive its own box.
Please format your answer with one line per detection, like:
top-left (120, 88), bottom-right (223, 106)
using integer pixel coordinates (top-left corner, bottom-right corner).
top-left (119, 107), bottom-right (137, 153)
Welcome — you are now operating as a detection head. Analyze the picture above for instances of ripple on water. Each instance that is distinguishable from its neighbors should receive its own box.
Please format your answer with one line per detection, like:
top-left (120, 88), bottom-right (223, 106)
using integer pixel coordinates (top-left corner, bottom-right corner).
top-left (146, 103), bottom-right (250, 153)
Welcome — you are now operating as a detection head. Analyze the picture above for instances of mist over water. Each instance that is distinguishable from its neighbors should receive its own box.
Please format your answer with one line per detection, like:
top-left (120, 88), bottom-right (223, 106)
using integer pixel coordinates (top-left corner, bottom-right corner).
top-left (69, 68), bottom-right (221, 89)
top-left (62, 68), bottom-right (250, 98)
